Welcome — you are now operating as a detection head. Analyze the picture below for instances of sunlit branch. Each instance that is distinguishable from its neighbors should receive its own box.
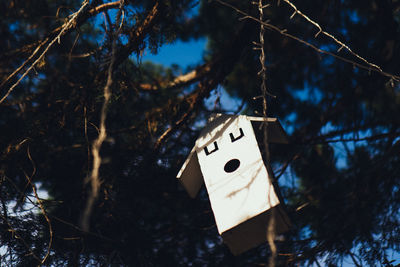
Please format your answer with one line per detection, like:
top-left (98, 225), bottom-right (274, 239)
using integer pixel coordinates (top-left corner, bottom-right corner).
top-left (88, 0), bottom-right (122, 16)
top-left (0, 39), bottom-right (49, 89)
top-left (139, 62), bottom-right (212, 91)
top-left (80, 0), bottom-right (124, 232)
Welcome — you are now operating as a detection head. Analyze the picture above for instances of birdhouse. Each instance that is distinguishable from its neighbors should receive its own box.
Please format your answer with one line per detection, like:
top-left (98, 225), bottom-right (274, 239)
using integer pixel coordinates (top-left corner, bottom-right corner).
top-left (177, 114), bottom-right (291, 255)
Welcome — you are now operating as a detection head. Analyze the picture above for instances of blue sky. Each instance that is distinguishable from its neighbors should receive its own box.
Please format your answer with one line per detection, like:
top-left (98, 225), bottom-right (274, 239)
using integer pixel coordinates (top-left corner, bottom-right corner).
top-left (142, 38), bottom-right (207, 67)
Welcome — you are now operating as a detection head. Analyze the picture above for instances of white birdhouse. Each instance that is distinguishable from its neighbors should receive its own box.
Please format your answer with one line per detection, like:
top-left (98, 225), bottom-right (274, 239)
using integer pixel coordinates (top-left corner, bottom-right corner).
top-left (177, 114), bottom-right (291, 255)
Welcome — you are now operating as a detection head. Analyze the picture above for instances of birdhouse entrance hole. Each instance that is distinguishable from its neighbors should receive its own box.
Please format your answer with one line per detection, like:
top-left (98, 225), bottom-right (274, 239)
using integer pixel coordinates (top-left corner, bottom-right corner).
top-left (224, 159), bottom-right (240, 173)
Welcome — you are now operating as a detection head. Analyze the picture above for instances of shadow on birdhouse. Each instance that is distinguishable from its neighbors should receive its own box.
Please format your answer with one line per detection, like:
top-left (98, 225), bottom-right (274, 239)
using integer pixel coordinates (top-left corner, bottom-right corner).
top-left (177, 114), bottom-right (291, 255)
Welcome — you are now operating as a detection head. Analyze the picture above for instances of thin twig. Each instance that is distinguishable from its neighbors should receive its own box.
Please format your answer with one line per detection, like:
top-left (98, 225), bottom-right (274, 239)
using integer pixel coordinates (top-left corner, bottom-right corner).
top-left (26, 147), bottom-right (53, 266)
top-left (314, 259), bottom-right (322, 267)
top-left (51, 215), bottom-right (118, 243)
top-left (275, 153), bottom-right (301, 179)
top-left (348, 250), bottom-right (363, 267)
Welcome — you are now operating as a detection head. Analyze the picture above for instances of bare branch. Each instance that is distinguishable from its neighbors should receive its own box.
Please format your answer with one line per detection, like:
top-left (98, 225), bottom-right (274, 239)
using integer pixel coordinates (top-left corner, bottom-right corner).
top-left (281, 0), bottom-right (382, 72)
top-left (214, 0), bottom-right (400, 82)
top-left (0, 1), bottom-right (123, 105)
top-left (139, 62), bottom-right (212, 91)
top-left (0, 0), bottom-right (91, 105)
top-left (0, 39), bottom-right (49, 89)
top-left (80, 0), bottom-right (124, 232)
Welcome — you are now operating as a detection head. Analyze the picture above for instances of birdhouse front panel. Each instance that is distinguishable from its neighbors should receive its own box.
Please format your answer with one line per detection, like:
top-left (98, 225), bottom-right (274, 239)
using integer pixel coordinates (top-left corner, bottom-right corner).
top-left (195, 115), bottom-right (280, 234)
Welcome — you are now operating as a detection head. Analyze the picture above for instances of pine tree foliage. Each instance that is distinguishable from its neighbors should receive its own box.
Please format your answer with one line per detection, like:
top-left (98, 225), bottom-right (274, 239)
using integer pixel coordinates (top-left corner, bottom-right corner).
top-left (1, 0), bottom-right (400, 266)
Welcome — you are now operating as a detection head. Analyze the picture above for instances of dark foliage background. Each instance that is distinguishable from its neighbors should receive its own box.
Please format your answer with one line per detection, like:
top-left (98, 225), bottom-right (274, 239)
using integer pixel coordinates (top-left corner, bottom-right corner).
top-left (1, 0), bottom-right (400, 266)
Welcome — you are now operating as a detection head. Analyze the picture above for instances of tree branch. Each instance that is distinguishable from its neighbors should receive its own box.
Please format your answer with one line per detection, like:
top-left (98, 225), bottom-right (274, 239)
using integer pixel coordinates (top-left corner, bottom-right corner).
top-left (0, 0), bottom-right (91, 104)
top-left (0, 1), bottom-right (123, 103)
top-left (139, 62), bottom-right (212, 91)
top-left (113, 2), bottom-right (160, 68)
top-left (88, 1), bottom-right (121, 16)
top-left (214, 0), bottom-right (400, 82)
top-left (80, 0), bottom-right (124, 232)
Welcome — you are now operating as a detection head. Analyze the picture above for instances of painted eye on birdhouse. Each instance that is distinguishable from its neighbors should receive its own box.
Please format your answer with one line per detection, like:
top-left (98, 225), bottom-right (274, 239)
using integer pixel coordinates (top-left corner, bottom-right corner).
top-left (204, 141), bottom-right (218, 156)
top-left (229, 128), bottom-right (244, 142)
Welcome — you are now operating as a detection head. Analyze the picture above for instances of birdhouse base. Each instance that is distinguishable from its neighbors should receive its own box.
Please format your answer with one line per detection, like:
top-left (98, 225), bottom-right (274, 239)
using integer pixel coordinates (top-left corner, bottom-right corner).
top-left (221, 204), bottom-right (290, 255)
